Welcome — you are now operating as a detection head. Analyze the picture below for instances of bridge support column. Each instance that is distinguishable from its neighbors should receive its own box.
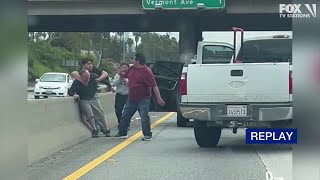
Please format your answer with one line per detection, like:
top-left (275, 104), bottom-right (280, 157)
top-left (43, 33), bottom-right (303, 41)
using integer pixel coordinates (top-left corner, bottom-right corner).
top-left (178, 19), bottom-right (202, 63)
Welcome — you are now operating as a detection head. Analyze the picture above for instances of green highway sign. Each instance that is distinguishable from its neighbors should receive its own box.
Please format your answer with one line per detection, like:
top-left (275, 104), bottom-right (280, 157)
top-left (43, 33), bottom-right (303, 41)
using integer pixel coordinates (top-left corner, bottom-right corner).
top-left (142, 0), bottom-right (225, 10)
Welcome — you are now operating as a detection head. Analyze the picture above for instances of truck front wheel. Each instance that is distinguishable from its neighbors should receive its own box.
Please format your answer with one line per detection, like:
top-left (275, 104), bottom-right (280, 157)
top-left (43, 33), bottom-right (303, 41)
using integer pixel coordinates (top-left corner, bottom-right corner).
top-left (194, 120), bottom-right (221, 147)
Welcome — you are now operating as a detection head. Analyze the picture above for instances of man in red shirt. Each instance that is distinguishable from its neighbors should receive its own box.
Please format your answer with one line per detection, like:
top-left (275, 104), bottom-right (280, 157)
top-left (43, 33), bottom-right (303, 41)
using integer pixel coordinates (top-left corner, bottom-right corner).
top-left (114, 53), bottom-right (165, 141)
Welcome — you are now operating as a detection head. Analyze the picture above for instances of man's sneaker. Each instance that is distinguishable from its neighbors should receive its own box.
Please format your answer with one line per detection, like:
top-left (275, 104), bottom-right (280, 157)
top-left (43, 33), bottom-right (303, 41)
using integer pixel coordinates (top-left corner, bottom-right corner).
top-left (99, 126), bottom-right (106, 133)
top-left (113, 133), bottom-right (128, 139)
top-left (92, 130), bottom-right (99, 138)
top-left (141, 136), bottom-right (152, 141)
top-left (103, 130), bottom-right (111, 137)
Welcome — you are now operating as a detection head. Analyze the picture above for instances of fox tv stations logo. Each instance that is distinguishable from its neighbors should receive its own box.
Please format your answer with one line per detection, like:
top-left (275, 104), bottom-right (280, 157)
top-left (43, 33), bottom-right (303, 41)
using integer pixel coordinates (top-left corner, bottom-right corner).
top-left (279, 4), bottom-right (317, 18)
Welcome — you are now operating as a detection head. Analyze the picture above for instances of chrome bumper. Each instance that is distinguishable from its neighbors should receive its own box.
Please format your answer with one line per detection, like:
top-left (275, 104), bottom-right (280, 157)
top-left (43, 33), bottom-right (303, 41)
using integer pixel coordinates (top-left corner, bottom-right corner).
top-left (34, 89), bottom-right (66, 96)
top-left (180, 103), bottom-right (292, 121)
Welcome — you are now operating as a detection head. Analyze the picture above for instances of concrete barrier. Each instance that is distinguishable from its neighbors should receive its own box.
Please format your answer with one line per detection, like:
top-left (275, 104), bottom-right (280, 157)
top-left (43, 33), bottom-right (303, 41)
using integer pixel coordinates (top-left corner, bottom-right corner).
top-left (28, 93), bottom-right (118, 165)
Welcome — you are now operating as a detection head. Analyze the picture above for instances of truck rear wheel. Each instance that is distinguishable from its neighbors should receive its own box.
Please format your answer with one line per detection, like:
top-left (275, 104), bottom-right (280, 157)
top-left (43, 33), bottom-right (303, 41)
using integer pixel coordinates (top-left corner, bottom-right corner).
top-left (194, 120), bottom-right (221, 147)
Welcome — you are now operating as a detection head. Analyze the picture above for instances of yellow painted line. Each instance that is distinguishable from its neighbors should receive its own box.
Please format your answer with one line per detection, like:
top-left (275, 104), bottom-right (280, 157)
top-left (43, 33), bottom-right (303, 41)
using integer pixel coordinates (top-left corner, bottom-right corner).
top-left (62, 112), bottom-right (175, 180)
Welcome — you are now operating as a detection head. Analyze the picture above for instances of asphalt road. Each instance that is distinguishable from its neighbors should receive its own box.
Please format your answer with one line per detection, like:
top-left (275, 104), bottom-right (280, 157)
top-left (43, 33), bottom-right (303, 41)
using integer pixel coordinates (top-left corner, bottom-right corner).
top-left (28, 112), bottom-right (292, 180)
top-left (28, 91), bottom-right (35, 99)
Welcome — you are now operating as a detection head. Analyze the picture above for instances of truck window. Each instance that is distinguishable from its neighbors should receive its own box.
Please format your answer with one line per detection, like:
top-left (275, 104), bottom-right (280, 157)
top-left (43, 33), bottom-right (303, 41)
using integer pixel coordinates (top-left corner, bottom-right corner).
top-left (202, 45), bottom-right (234, 64)
top-left (238, 39), bottom-right (292, 64)
top-left (152, 62), bottom-right (181, 77)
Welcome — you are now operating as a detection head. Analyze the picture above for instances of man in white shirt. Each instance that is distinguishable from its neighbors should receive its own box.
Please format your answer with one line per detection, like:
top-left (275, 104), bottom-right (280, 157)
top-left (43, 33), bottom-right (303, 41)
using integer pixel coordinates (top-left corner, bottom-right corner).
top-left (112, 63), bottom-right (129, 129)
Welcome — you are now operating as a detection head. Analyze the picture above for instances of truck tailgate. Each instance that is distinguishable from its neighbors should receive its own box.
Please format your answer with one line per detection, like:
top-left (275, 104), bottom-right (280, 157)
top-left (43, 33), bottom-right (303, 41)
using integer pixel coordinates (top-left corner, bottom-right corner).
top-left (187, 63), bottom-right (290, 103)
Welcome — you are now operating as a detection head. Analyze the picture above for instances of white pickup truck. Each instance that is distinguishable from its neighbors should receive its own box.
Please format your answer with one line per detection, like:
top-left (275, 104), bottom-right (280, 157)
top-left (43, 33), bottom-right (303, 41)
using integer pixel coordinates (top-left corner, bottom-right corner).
top-left (178, 29), bottom-right (292, 147)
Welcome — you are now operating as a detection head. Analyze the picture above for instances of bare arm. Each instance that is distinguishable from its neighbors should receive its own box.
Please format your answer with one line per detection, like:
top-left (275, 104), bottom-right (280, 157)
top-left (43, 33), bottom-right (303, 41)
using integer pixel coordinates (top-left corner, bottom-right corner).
top-left (144, 68), bottom-right (164, 105)
top-left (152, 86), bottom-right (162, 101)
top-left (123, 78), bottom-right (128, 85)
top-left (152, 86), bottom-right (165, 106)
top-left (96, 71), bottom-right (108, 82)
top-left (70, 71), bottom-right (81, 81)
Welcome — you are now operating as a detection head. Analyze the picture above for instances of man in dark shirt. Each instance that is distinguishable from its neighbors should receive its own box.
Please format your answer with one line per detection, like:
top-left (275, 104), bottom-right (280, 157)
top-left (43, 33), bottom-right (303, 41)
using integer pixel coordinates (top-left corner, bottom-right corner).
top-left (114, 53), bottom-right (165, 141)
top-left (68, 69), bottom-right (111, 138)
top-left (71, 58), bottom-right (115, 93)
top-left (71, 57), bottom-right (115, 132)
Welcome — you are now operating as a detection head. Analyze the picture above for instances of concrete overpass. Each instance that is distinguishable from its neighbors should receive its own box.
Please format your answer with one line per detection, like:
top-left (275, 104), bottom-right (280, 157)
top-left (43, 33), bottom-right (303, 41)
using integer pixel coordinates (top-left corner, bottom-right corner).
top-left (28, 0), bottom-right (292, 62)
top-left (28, 0), bottom-right (292, 15)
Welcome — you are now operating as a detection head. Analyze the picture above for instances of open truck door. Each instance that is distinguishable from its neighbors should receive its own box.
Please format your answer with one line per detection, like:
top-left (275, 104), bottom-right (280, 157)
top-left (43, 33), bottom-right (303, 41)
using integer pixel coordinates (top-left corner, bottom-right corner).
top-left (148, 61), bottom-right (185, 112)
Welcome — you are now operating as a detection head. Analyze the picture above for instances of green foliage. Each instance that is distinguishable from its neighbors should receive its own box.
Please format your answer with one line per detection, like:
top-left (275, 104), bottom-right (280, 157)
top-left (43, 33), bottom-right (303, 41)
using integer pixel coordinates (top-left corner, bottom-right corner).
top-left (28, 32), bottom-right (179, 81)
top-left (29, 60), bottom-right (52, 80)
top-left (102, 36), bottom-right (123, 62)
top-left (126, 38), bottom-right (134, 52)
top-left (28, 40), bottom-right (82, 80)
top-left (50, 32), bottom-right (91, 53)
top-left (133, 32), bottom-right (142, 50)
top-left (100, 60), bottom-right (116, 77)
top-left (137, 32), bottom-right (179, 62)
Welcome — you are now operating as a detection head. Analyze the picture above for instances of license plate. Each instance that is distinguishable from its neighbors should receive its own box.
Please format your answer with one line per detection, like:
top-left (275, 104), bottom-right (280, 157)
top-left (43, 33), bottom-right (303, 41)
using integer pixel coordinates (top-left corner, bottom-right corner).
top-left (46, 91), bottom-right (53, 94)
top-left (227, 105), bottom-right (247, 117)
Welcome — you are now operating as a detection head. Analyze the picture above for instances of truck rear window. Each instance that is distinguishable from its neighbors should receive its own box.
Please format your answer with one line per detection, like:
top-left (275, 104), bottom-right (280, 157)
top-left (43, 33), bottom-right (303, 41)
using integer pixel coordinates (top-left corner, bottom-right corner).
top-left (202, 45), bottom-right (234, 64)
top-left (237, 39), bottom-right (292, 64)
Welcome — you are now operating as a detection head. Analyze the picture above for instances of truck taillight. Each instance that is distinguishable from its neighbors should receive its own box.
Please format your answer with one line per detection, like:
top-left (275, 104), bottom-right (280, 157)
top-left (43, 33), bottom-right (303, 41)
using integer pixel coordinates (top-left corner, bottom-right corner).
top-left (180, 73), bottom-right (187, 95)
top-left (289, 70), bottom-right (292, 94)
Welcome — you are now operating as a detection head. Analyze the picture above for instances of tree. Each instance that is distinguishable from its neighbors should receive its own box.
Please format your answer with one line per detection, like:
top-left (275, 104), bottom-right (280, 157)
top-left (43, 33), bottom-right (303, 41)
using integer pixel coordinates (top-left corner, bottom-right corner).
top-left (116, 32), bottom-right (124, 37)
top-left (28, 40), bottom-right (85, 81)
top-left (102, 34), bottom-right (123, 63)
top-left (28, 32), bottom-right (46, 42)
top-left (28, 31), bottom-right (179, 82)
top-left (91, 32), bottom-right (103, 67)
top-left (35, 32), bottom-right (46, 41)
top-left (136, 32), bottom-right (179, 63)
top-left (28, 32), bottom-right (34, 42)
top-left (127, 38), bottom-right (134, 53)
top-left (133, 32), bottom-right (142, 51)
top-left (50, 32), bottom-right (91, 53)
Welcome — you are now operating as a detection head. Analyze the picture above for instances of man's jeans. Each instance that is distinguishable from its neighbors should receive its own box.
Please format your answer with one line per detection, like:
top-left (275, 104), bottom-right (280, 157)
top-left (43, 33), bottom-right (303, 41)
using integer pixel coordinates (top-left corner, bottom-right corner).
top-left (118, 98), bottom-right (151, 136)
top-left (115, 93), bottom-right (129, 125)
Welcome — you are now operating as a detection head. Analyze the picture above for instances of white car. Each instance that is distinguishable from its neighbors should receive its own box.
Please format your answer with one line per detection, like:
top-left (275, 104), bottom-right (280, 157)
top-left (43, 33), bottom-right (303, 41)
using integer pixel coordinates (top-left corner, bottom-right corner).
top-left (97, 76), bottom-right (115, 92)
top-left (34, 72), bottom-right (73, 99)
